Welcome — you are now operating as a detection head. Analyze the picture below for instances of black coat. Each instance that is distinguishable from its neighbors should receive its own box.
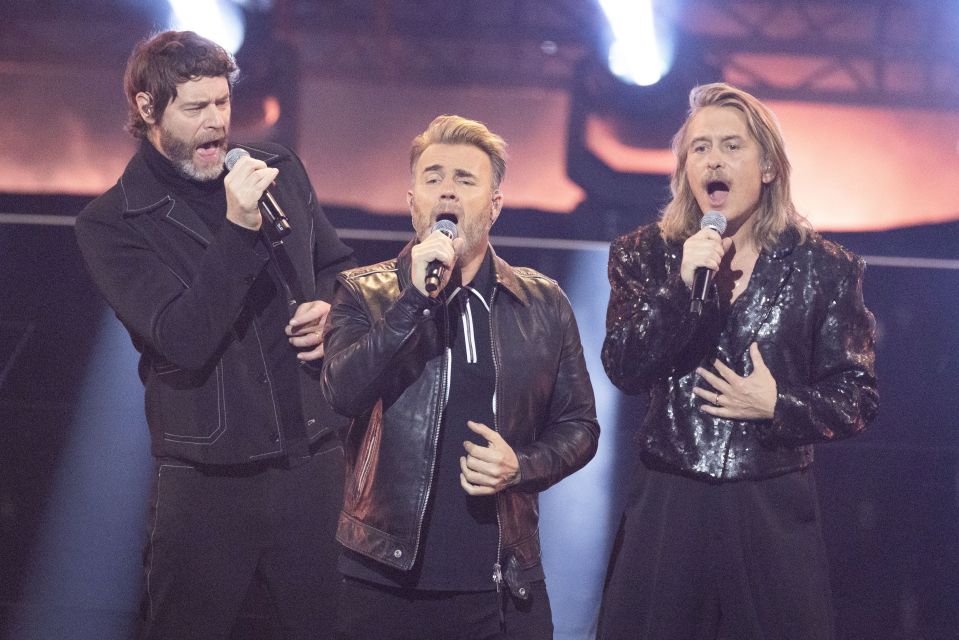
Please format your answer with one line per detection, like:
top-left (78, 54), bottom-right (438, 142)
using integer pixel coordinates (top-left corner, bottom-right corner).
top-left (75, 141), bottom-right (355, 464)
top-left (321, 243), bottom-right (599, 594)
top-left (602, 224), bottom-right (878, 481)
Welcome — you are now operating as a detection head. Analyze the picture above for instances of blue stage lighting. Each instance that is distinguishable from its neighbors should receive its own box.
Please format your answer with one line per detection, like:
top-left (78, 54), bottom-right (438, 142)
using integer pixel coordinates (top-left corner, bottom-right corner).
top-left (598, 0), bottom-right (673, 86)
top-left (168, 0), bottom-right (246, 54)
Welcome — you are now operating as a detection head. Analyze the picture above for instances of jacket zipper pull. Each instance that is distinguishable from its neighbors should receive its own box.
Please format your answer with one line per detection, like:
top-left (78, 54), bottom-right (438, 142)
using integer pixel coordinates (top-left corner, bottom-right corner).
top-left (492, 562), bottom-right (503, 592)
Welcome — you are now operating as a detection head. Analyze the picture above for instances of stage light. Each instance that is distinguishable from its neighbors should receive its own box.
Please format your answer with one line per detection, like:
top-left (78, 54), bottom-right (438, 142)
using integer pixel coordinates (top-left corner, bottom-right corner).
top-left (168, 0), bottom-right (246, 54)
top-left (598, 0), bottom-right (671, 86)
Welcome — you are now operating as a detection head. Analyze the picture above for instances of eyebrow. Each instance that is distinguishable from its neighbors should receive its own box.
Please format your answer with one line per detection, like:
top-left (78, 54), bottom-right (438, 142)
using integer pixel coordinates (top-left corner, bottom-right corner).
top-left (420, 165), bottom-right (479, 180)
top-left (689, 134), bottom-right (745, 145)
top-left (179, 94), bottom-right (231, 108)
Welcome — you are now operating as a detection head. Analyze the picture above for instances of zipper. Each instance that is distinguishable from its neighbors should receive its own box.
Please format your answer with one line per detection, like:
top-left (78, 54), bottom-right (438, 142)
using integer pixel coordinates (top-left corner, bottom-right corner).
top-left (353, 405), bottom-right (380, 500)
top-left (408, 291), bottom-right (450, 565)
top-left (488, 287), bottom-right (505, 593)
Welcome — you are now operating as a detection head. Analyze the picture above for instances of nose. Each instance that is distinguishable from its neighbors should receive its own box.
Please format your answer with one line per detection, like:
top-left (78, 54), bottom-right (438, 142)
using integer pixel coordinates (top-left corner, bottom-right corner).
top-left (203, 104), bottom-right (226, 129)
top-left (439, 178), bottom-right (458, 200)
top-left (706, 148), bottom-right (724, 169)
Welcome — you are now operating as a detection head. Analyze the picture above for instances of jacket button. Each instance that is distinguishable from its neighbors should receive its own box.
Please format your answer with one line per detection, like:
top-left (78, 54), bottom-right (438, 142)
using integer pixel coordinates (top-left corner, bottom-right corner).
top-left (288, 299), bottom-right (297, 307)
top-left (306, 418), bottom-right (316, 427)
top-left (421, 309), bottom-right (431, 318)
top-left (518, 587), bottom-right (527, 597)
top-left (393, 549), bottom-right (402, 558)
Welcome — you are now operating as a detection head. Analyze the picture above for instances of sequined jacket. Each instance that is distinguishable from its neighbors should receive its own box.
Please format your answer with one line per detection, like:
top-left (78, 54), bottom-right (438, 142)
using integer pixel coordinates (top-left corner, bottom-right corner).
top-left (321, 242), bottom-right (599, 594)
top-left (602, 223), bottom-right (878, 481)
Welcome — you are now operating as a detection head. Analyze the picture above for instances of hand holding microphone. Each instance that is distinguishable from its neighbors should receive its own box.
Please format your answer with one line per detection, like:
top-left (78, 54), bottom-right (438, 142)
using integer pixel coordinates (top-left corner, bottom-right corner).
top-left (412, 214), bottom-right (461, 298)
top-left (224, 148), bottom-right (292, 236)
top-left (681, 211), bottom-right (729, 315)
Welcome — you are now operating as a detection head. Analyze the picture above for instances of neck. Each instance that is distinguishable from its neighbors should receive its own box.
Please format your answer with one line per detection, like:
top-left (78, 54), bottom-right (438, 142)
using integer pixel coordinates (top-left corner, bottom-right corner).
top-left (724, 212), bottom-right (758, 253)
top-left (457, 244), bottom-right (488, 286)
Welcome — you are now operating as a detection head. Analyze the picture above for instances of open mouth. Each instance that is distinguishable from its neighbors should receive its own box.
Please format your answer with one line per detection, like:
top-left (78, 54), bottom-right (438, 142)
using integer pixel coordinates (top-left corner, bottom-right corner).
top-left (706, 180), bottom-right (730, 207)
top-left (195, 139), bottom-right (224, 162)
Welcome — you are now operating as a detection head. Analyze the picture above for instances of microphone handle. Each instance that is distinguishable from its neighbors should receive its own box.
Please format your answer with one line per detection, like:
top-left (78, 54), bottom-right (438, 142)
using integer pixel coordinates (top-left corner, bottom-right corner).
top-left (690, 266), bottom-right (713, 315)
top-left (259, 190), bottom-right (292, 237)
top-left (425, 260), bottom-right (444, 293)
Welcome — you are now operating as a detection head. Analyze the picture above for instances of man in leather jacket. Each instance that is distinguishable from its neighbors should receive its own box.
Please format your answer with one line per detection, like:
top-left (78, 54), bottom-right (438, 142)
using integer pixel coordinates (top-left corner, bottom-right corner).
top-left (321, 115), bottom-right (599, 639)
top-left (74, 31), bottom-right (355, 639)
top-left (598, 84), bottom-right (878, 639)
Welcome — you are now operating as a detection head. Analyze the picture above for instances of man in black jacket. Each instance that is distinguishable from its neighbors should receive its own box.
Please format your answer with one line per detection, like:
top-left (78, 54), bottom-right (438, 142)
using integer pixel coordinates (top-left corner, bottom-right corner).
top-left (74, 31), bottom-right (355, 640)
top-left (598, 83), bottom-right (878, 639)
top-left (321, 115), bottom-right (599, 639)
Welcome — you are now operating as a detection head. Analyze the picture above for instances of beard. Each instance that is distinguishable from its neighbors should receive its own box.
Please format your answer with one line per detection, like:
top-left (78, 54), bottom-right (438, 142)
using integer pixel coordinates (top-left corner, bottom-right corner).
top-left (158, 125), bottom-right (227, 182)
top-left (413, 202), bottom-right (491, 262)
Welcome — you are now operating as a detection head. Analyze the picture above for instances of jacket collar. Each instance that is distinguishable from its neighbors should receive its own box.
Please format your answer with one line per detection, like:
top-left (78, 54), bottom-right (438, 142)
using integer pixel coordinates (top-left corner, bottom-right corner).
top-left (395, 240), bottom-right (530, 306)
top-left (117, 142), bottom-right (285, 246)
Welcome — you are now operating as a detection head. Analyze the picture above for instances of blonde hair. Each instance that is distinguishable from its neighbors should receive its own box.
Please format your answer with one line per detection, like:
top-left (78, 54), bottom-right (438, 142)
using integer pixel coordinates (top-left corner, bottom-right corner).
top-left (410, 115), bottom-right (508, 190)
top-left (659, 83), bottom-right (808, 250)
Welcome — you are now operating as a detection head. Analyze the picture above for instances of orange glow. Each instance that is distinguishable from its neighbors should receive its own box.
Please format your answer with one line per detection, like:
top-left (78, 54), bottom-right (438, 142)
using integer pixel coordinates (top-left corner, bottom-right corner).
top-left (582, 103), bottom-right (959, 232)
top-left (262, 96), bottom-right (281, 128)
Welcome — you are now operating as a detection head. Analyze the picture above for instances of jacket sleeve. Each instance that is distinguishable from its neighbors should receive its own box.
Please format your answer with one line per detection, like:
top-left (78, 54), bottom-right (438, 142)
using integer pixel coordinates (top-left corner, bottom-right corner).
top-left (765, 257), bottom-right (879, 445)
top-left (513, 291), bottom-right (600, 493)
top-left (75, 199), bottom-right (270, 371)
top-left (321, 278), bottom-right (438, 418)
top-left (601, 232), bottom-right (710, 394)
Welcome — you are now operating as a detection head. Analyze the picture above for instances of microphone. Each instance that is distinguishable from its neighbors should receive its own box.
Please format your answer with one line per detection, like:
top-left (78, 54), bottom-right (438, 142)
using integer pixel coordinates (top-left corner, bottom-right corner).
top-left (224, 148), bottom-right (292, 237)
top-left (424, 214), bottom-right (459, 294)
top-left (690, 211), bottom-right (728, 315)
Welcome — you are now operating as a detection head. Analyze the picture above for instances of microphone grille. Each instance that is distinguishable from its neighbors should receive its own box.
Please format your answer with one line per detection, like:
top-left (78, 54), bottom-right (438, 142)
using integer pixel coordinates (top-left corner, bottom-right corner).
top-left (224, 147), bottom-right (250, 170)
top-left (700, 211), bottom-right (727, 235)
top-left (432, 217), bottom-right (458, 240)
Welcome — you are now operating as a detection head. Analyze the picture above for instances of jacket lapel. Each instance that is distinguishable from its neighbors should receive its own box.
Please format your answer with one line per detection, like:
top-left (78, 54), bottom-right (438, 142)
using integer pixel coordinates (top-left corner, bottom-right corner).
top-left (726, 229), bottom-right (798, 362)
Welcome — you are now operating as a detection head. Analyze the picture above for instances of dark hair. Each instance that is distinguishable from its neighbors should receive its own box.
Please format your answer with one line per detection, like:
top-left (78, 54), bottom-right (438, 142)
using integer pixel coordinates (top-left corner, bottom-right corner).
top-left (123, 30), bottom-right (239, 138)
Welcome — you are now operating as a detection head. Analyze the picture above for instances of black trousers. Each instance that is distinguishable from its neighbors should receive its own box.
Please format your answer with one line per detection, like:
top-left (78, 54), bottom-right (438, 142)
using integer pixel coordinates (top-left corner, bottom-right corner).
top-left (137, 440), bottom-right (344, 640)
top-left (335, 576), bottom-right (554, 640)
top-left (598, 463), bottom-right (835, 640)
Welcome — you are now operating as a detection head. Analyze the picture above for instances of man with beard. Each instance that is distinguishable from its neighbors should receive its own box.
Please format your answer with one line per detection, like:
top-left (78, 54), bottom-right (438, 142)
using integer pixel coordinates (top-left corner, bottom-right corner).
top-left (597, 83), bottom-right (878, 639)
top-left (74, 31), bottom-right (355, 640)
top-left (321, 115), bottom-right (600, 639)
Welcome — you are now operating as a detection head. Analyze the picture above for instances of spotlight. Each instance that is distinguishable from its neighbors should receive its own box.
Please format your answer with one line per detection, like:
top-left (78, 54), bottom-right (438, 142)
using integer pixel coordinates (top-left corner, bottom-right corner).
top-left (167, 0), bottom-right (246, 54)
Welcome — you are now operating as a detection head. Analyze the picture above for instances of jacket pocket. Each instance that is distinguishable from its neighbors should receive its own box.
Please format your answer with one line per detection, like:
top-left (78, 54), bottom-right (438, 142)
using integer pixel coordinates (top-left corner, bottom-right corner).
top-left (149, 361), bottom-right (228, 445)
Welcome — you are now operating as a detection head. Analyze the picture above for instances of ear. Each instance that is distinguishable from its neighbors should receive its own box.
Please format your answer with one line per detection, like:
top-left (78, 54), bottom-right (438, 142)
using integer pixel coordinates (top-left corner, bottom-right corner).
top-left (489, 191), bottom-right (503, 228)
top-left (406, 190), bottom-right (414, 215)
top-left (136, 92), bottom-right (156, 125)
top-left (761, 160), bottom-right (776, 184)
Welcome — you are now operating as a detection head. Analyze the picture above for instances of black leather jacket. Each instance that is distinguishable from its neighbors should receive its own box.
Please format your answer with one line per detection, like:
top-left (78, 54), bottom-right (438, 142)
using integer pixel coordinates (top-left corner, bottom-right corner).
top-left (322, 243), bottom-right (599, 594)
top-left (75, 142), bottom-right (354, 464)
top-left (602, 224), bottom-right (878, 481)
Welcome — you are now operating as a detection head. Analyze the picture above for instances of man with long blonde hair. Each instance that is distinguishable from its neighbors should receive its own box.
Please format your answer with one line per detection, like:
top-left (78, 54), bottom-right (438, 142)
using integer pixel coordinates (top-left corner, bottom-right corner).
top-left (598, 83), bottom-right (878, 639)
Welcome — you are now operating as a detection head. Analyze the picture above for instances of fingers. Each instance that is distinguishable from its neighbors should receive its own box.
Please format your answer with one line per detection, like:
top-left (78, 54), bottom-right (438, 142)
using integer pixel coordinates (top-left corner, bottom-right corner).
top-left (749, 342), bottom-right (767, 369)
top-left (466, 420), bottom-right (498, 442)
top-left (224, 156), bottom-right (279, 229)
top-left (460, 422), bottom-right (518, 495)
top-left (286, 300), bottom-right (331, 359)
top-left (695, 366), bottom-right (730, 393)
top-left (287, 301), bottom-right (331, 336)
top-left (411, 230), bottom-right (458, 296)
top-left (681, 228), bottom-right (728, 286)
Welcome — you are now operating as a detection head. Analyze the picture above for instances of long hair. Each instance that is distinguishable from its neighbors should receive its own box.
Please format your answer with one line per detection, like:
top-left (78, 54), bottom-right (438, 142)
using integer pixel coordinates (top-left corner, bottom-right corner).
top-left (659, 83), bottom-right (808, 250)
top-left (123, 30), bottom-right (239, 139)
top-left (409, 115), bottom-right (508, 190)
